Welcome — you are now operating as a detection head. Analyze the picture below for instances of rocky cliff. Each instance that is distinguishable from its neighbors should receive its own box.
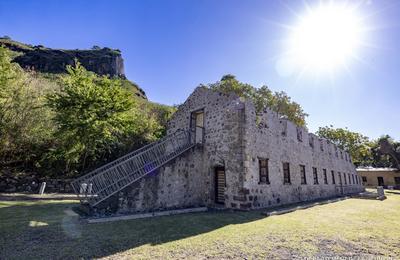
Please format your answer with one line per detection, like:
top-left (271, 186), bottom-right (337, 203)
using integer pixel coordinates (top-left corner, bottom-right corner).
top-left (14, 48), bottom-right (126, 77)
top-left (0, 37), bottom-right (146, 98)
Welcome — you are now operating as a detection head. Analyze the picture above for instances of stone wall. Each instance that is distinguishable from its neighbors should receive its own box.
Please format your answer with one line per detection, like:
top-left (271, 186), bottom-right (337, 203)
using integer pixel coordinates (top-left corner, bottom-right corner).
top-left (236, 101), bottom-right (364, 209)
top-left (106, 87), bottom-right (245, 213)
top-left (0, 170), bottom-right (73, 193)
top-left (103, 87), bottom-right (364, 213)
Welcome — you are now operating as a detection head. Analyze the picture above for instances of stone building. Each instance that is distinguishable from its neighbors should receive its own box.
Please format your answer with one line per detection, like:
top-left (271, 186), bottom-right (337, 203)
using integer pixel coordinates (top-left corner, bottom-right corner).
top-left (104, 86), bottom-right (364, 213)
top-left (357, 167), bottom-right (400, 189)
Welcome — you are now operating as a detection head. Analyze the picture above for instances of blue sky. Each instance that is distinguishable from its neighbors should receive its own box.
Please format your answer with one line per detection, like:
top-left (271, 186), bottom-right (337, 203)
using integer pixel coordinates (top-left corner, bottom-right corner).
top-left (1, 0), bottom-right (399, 140)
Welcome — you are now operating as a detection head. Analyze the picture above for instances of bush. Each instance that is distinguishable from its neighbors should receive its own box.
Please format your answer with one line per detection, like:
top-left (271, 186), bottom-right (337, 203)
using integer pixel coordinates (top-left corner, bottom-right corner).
top-left (0, 46), bottom-right (55, 169)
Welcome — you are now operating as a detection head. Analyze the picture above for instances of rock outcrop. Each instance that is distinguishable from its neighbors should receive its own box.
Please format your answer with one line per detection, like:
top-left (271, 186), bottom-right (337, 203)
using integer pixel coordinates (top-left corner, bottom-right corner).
top-left (0, 37), bottom-right (146, 99)
top-left (14, 48), bottom-right (125, 77)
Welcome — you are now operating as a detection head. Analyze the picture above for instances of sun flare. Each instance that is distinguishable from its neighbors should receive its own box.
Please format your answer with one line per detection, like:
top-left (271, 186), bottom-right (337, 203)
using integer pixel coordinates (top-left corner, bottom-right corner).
top-left (284, 2), bottom-right (367, 76)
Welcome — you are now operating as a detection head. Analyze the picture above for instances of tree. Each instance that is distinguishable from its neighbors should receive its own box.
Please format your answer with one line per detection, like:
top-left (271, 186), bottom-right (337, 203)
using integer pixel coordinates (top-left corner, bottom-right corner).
top-left (0, 46), bottom-right (55, 166)
top-left (317, 126), bottom-right (400, 168)
top-left (208, 75), bottom-right (308, 127)
top-left (0, 45), bottom-right (175, 178)
top-left (377, 135), bottom-right (400, 169)
top-left (46, 60), bottom-right (135, 173)
top-left (316, 125), bottom-right (372, 166)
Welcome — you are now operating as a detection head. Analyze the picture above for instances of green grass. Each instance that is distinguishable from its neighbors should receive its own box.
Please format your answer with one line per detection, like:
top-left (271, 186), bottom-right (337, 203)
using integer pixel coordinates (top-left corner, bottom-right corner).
top-left (1, 191), bottom-right (400, 259)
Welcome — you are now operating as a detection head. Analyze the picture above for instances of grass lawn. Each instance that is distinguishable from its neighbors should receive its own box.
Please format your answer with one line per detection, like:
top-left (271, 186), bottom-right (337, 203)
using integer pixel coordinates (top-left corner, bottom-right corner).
top-left (1, 191), bottom-right (400, 259)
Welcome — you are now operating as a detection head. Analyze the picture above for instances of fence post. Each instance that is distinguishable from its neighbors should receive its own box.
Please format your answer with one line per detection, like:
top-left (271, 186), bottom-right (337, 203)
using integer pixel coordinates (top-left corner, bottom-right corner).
top-left (39, 182), bottom-right (46, 195)
top-left (80, 183), bottom-right (87, 194)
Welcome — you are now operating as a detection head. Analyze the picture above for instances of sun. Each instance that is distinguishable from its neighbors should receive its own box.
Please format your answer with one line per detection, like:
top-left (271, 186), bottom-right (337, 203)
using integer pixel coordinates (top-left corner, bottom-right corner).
top-left (286, 2), bottom-right (366, 75)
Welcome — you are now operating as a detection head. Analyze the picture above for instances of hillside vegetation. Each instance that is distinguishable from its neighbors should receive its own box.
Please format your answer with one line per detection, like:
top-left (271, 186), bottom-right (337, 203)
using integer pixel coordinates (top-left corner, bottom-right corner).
top-left (0, 45), bottom-right (175, 181)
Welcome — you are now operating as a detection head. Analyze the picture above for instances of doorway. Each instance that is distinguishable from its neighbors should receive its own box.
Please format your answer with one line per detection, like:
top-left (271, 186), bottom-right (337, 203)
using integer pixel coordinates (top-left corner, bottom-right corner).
top-left (191, 110), bottom-right (204, 144)
top-left (215, 166), bottom-right (226, 204)
top-left (377, 177), bottom-right (384, 186)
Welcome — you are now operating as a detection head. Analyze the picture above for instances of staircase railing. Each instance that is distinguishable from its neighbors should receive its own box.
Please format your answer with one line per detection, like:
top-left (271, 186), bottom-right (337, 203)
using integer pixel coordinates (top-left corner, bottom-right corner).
top-left (71, 129), bottom-right (196, 206)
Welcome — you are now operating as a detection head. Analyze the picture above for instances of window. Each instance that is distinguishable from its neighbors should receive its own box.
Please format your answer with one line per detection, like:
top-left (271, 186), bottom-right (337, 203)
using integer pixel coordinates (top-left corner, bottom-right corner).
top-left (335, 147), bottom-right (338, 158)
top-left (344, 173), bottom-right (347, 184)
top-left (394, 177), bottom-right (400, 185)
top-left (352, 174), bottom-right (355, 185)
top-left (362, 176), bottom-right (367, 182)
top-left (259, 158), bottom-right (270, 184)
top-left (313, 167), bottom-right (318, 184)
top-left (280, 120), bottom-right (287, 137)
top-left (192, 110), bottom-right (205, 144)
top-left (300, 165), bottom-right (306, 184)
top-left (309, 135), bottom-right (314, 148)
top-left (320, 140), bottom-right (324, 151)
top-left (331, 170), bottom-right (336, 184)
top-left (338, 172), bottom-right (342, 184)
top-left (348, 173), bottom-right (351, 184)
top-left (323, 169), bottom-right (328, 184)
top-left (297, 127), bottom-right (303, 142)
top-left (283, 162), bottom-right (291, 184)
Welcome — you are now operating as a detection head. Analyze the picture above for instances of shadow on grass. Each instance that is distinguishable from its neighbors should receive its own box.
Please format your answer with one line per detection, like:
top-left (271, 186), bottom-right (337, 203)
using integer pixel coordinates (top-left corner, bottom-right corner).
top-left (0, 200), bottom-right (265, 259)
top-left (386, 191), bottom-right (400, 195)
top-left (0, 193), bottom-right (77, 201)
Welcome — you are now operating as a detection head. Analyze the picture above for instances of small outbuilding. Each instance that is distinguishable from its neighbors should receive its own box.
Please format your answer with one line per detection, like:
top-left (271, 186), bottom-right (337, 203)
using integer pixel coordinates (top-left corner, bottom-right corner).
top-left (357, 167), bottom-right (400, 189)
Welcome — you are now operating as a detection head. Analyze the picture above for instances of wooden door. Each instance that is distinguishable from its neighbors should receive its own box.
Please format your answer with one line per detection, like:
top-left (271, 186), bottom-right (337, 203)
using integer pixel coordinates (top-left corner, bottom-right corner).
top-left (215, 167), bottom-right (225, 204)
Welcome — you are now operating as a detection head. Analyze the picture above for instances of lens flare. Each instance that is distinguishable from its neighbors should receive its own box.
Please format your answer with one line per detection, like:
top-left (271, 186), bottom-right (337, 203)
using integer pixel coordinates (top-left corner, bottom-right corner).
top-left (282, 2), bottom-right (367, 77)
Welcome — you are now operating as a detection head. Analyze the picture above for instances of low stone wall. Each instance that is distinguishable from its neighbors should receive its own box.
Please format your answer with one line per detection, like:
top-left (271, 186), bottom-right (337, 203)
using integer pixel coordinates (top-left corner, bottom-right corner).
top-left (0, 172), bottom-right (73, 193)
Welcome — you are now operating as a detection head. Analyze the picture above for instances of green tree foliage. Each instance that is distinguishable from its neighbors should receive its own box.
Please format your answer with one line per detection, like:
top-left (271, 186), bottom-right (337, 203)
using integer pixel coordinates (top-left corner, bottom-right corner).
top-left (0, 47), bottom-right (175, 178)
top-left (316, 125), bottom-right (371, 166)
top-left (140, 101), bottom-right (177, 138)
top-left (46, 61), bottom-right (138, 172)
top-left (317, 126), bottom-right (400, 168)
top-left (208, 75), bottom-right (308, 127)
top-left (0, 46), bottom-right (54, 166)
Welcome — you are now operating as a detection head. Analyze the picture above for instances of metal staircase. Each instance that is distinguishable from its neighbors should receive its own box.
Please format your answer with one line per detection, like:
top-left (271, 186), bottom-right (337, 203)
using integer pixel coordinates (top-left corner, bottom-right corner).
top-left (71, 129), bottom-right (196, 207)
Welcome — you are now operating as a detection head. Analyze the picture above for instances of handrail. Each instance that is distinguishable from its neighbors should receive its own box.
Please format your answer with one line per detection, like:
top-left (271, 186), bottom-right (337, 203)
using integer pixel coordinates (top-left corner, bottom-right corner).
top-left (73, 129), bottom-right (188, 184)
top-left (71, 129), bottom-right (196, 206)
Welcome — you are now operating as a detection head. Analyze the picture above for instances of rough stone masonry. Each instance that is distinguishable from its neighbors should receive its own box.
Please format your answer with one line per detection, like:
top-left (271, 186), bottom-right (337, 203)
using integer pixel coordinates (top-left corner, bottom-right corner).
top-left (102, 86), bottom-right (364, 214)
